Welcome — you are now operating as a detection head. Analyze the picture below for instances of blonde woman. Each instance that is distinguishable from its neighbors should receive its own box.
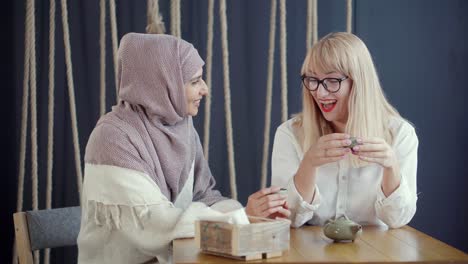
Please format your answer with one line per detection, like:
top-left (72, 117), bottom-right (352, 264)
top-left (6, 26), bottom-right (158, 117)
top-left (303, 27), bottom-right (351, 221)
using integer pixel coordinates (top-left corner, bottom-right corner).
top-left (271, 32), bottom-right (418, 229)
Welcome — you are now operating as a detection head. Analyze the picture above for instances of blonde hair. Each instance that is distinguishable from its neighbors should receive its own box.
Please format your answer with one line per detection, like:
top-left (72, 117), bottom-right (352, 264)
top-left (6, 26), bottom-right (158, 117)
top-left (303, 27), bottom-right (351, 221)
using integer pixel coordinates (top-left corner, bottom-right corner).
top-left (297, 32), bottom-right (400, 167)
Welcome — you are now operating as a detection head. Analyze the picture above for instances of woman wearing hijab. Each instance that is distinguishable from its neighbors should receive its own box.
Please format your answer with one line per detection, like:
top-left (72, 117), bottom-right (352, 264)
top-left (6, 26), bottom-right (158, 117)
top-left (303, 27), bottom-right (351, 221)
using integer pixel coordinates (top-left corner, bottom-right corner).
top-left (271, 32), bottom-right (418, 228)
top-left (77, 33), bottom-right (289, 264)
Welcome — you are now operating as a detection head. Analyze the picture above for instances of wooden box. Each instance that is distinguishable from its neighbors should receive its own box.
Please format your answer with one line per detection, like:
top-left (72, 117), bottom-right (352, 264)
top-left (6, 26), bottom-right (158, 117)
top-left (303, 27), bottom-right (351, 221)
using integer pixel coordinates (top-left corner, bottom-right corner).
top-left (195, 216), bottom-right (290, 260)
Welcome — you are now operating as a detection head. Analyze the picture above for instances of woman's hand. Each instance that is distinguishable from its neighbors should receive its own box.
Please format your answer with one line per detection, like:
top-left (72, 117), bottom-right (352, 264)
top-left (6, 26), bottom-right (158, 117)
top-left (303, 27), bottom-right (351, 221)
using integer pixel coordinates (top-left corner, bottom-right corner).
top-left (304, 133), bottom-right (352, 168)
top-left (353, 137), bottom-right (401, 196)
top-left (245, 186), bottom-right (290, 219)
top-left (352, 137), bottom-right (398, 168)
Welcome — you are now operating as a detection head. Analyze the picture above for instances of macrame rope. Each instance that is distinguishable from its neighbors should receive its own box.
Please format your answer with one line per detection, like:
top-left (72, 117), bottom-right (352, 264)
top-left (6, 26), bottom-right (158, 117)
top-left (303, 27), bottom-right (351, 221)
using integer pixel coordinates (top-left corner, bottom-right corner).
top-left (261, 0), bottom-right (277, 189)
top-left (60, 0), bottom-right (83, 199)
top-left (13, 0), bottom-right (33, 261)
top-left (44, 0), bottom-right (56, 262)
top-left (109, 0), bottom-right (119, 99)
top-left (312, 0), bottom-right (318, 44)
top-left (26, 0), bottom-right (40, 262)
top-left (29, 0), bottom-right (38, 217)
top-left (176, 0), bottom-right (181, 37)
top-left (219, 0), bottom-right (237, 200)
top-left (203, 0), bottom-right (214, 160)
top-left (170, 0), bottom-right (181, 37)
top-left (17, 0), bottom-right (32, 227)
top-left (170, 0), bottom-right (176, 35)
top-left (46, 0), bottom-right (56, 216)
top-left (146, 0), bottom-right (166, 34)
top-left (280, 0), bottom-right (288, 122)
top-left (307, 0), bottom-right (313, 49)
top-left (99, 0), bottom-right (106, 116)
top-left (346, 0), bottom-right (352, 33)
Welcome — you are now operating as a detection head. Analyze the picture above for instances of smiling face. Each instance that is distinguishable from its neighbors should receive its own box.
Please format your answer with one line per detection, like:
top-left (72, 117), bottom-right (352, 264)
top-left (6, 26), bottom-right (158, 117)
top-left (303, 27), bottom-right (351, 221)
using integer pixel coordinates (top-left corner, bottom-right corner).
top-left (184, 68), bottom-right (208, 116)
top-left (309, 70), bottom-right (352, 130)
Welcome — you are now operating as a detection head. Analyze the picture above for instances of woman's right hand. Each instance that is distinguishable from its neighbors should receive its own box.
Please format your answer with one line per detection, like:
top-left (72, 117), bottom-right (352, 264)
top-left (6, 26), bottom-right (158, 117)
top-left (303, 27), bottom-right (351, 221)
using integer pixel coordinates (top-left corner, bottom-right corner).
top-left (305, 133), bottom-right (352, 168)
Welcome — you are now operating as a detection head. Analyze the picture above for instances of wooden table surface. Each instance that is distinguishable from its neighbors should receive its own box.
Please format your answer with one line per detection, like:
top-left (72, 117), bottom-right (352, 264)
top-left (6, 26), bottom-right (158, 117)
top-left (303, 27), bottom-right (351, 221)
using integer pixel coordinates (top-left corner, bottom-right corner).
top-left (173, 225), bottom-right (468, 263)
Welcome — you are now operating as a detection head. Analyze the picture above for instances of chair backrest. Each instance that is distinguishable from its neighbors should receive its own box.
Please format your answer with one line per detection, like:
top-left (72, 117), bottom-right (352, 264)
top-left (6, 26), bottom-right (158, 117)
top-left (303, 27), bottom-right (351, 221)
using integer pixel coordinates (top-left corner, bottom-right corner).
top-left (13, 206), bottom-right (81, 264)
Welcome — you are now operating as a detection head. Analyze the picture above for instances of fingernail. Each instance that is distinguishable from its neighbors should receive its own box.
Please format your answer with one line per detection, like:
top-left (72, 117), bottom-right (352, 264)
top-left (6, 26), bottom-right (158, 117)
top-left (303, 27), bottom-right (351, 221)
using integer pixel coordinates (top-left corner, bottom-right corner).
top-left (357, 138), bottom-right (363, 143)
top-left (345, 139), bottom-right (352, 145)
top-left (353, 146), bottom-right (359, 151)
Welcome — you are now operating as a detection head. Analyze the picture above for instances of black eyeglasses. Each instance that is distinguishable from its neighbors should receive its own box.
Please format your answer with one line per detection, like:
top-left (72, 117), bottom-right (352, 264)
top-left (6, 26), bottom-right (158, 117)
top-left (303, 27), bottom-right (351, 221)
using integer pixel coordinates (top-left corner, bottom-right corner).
top-left (301, 75), bottom-right (349, 93)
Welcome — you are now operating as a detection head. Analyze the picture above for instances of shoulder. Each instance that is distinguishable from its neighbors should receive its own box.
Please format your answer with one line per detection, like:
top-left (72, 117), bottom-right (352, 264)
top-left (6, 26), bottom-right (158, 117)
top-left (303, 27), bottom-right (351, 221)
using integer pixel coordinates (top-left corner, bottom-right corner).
top-left (85, 119), bottom-right (143, 168)
top-left (275, 117), bottom-right (303, 148)
top-left (388, 116), bottom-right (416, 135)
top-left (86, 121), bottom-right (131, 151)
top-left (388, 116), bottom-right (418, 147)
top-left (277, 117), bottom-right (300, 137)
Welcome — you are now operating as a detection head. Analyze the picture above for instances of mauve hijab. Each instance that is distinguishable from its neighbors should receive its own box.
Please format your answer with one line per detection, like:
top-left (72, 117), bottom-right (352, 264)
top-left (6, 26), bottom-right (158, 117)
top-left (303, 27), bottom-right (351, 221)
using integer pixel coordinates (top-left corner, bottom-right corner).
top-left (85, 33), bottom-right (226, 205)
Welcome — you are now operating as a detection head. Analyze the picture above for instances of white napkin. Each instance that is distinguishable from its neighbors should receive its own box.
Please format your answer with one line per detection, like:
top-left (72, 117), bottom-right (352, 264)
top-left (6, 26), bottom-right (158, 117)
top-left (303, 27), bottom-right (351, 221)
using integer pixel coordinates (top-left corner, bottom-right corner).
top-left (197, 208), bottom-right (250, 225)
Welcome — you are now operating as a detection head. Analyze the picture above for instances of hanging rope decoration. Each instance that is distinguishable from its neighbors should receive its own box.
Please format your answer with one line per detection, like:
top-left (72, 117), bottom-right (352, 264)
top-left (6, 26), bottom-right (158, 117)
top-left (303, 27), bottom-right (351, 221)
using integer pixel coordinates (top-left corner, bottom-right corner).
top-left (44, 0), bottom-right (56, 263)
top-left (346, 0), bottom-right (352, 33)
top-left (28, 0), bottom-right (40, 261)
top-left (29, 0), bottom-right (39, 220)
top-left (146, 0), bottom-right (166, 34)
top-left (312, 0), bottom-right (318, 44)
top-left (14, 0), bottom-right (39, 262)
top-left (109, 0), bottom-right (119, 99)
top-left (99, 0), bottom-right (106, 116)
top-left (17, 0), bottom-right (32, 235)
top-left (203, 0), bottom-right (214, 160)
top-left (61, 0), bottom-right (83, 199)
top-left (279, 0), bottom-right (288, 123)
top-left (170, 0), bottom-right (181, 37)
top-left (260, 0), bottom-right (277, 189)
top-left (306, 0), bottom-right (313, 48)
top-left (13, 0), bottom-right (30, 259)
top-left (219, 0), bottom-right (238, 200)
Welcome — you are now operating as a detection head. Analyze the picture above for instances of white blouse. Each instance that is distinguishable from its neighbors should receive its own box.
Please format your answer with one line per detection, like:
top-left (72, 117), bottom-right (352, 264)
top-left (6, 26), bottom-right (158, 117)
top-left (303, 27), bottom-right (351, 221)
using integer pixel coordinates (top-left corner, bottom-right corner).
top-left (271, 117), bottom-right (418, 228)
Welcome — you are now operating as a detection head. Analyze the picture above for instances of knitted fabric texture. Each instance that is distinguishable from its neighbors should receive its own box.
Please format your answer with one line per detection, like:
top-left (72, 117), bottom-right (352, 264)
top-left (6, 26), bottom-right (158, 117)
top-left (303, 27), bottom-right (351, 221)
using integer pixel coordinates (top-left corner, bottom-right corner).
top-left (85, 33), bottom-right (226, 205)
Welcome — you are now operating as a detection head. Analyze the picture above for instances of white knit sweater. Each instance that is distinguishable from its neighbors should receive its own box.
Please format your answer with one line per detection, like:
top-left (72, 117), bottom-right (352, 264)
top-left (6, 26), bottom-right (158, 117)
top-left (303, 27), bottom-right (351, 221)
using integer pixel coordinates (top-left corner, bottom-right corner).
top-left (77, 162), bottom-right (242, 264)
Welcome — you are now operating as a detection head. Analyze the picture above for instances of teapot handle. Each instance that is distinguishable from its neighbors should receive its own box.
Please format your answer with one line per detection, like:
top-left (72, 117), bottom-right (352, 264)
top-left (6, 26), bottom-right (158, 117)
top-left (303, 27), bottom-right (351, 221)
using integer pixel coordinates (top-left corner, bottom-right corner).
top-left (337, 215), bottom-right (350, 220)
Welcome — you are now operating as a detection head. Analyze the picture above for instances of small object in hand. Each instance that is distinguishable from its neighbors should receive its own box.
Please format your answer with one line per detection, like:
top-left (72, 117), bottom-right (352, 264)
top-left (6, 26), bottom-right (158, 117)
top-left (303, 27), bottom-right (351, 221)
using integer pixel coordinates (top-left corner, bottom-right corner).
top-left (348, 137), bottom-right (359, 149)
top-left (270, 188), bottom-right (287, 196)
top-left (348, 137), bottom-right (361, 153)
top-left (278, 188), bottom-right (287, 195)
top-left (323, 215), bottom-right (362, 242)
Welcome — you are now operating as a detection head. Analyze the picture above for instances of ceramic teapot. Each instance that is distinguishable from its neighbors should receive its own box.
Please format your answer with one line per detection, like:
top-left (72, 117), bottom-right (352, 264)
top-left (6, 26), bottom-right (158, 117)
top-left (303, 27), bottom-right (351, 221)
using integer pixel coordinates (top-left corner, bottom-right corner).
top-left (323, 215), bottom-right (362, 242)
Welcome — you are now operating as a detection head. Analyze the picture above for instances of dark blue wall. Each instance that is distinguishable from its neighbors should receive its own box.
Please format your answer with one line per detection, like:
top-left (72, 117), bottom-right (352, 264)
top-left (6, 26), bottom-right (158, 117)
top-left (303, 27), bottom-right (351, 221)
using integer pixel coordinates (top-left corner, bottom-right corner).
top-left (5, 0), bottom-right (467, 262)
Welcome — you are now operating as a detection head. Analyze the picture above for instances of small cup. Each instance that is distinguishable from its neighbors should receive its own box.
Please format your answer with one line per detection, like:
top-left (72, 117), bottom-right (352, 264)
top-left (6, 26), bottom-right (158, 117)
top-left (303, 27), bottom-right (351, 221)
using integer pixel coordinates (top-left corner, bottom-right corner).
top-left (348, 137), bottom-right (359, 149)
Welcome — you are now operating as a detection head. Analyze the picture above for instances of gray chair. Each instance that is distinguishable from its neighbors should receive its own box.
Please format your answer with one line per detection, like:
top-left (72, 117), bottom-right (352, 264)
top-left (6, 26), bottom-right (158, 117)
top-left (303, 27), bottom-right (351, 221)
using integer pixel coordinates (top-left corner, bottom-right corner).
top-left (13, 206), bottom-right (81, 264)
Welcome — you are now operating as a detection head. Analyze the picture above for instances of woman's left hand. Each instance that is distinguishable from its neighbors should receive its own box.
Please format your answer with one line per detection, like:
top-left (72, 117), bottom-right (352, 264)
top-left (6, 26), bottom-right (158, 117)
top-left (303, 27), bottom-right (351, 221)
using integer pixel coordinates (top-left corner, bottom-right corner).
top-left (352, 137), bottom-right (397, 168)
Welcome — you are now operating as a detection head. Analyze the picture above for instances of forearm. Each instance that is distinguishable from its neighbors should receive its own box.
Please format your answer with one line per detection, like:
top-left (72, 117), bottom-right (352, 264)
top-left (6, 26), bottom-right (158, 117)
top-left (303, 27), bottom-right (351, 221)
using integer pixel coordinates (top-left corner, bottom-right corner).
top-left (375, 176), bottom-right (417, 228)
top-left (381, 162), bottom-right (401, 197)
top-left (376, 163), bottom-right (417, 228)
top-left (210, 199), bottom-right (243, 213)
top-left (293, 158), bottom-right (317, 203)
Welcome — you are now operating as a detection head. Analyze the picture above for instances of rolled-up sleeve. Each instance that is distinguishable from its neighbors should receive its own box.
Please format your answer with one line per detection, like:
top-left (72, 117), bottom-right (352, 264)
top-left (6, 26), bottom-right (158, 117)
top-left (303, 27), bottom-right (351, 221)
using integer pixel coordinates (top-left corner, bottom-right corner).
top-left (375, 122), bottom-right (419, 228)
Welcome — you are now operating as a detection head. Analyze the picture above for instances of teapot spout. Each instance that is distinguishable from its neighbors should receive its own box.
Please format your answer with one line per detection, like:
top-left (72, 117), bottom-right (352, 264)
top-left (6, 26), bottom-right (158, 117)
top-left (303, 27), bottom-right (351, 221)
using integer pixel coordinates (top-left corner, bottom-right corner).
top-left (351, 225), bottom-right (362, 234)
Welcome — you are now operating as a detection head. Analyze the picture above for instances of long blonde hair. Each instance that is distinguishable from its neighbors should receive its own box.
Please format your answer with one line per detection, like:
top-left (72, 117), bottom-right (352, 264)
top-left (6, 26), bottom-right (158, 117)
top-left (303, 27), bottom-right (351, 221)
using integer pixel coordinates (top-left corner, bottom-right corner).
top-left (297, 32), bottom-right (400, 167)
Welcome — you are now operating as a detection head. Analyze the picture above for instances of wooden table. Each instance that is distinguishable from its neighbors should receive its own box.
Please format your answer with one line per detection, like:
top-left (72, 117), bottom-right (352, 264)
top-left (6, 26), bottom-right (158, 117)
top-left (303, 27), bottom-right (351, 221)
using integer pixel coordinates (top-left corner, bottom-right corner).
top-left (173, 225), bottom-right (468, 263)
